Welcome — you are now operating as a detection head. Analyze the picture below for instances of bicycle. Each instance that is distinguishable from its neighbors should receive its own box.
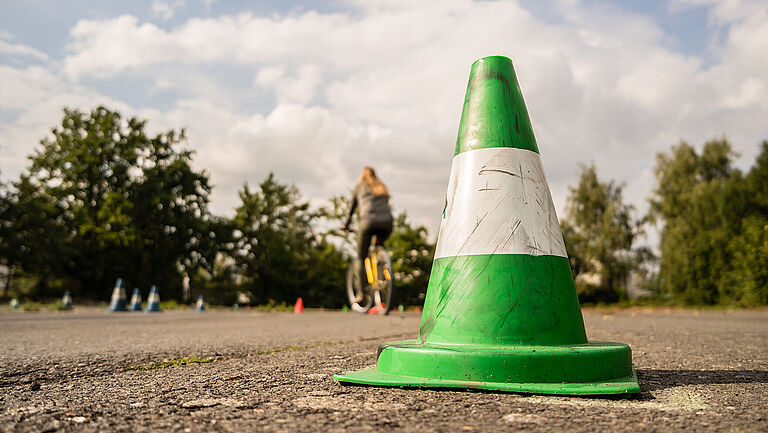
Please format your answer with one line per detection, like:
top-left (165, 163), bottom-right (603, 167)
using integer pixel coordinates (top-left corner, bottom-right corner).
top-left (345, 235), bottom-right (393, 315)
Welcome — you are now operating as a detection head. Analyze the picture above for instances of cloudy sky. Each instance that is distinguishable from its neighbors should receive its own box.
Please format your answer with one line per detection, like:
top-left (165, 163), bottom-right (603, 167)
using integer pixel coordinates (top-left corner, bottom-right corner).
top-left (1, 0), bottom-right (767, 241)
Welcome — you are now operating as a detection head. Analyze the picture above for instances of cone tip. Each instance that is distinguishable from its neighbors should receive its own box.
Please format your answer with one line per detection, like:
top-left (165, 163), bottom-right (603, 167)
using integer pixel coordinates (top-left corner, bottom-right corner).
top-left (455, 54), bottom-right (538, 155)
top-left (472, 55), bottom-right (512, 67)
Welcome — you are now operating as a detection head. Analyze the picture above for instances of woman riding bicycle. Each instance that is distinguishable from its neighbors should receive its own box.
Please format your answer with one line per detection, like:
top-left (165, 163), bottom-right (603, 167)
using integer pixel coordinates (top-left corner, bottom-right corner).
top-left (342, 166), bottom-right (394, 289)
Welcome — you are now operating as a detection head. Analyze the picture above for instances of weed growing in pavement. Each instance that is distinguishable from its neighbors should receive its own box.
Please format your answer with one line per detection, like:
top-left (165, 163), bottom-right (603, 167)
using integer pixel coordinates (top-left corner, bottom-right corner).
top-left (127, 343), bottom-right (334, 371)
top-left (254, 341), bottom-right (333, 355)
top-left (127, 356), bottom-right (216, 371)
top-left (253, 300), bottom-right (293, 312)
top-left (255, 345), bottom-right (313, 355)
top-left (21, 302), bottom-right (42, 312)
top-left (159, 300), bottom-right (181, 310)
top-left (47, 300), bottom-right (72, 310)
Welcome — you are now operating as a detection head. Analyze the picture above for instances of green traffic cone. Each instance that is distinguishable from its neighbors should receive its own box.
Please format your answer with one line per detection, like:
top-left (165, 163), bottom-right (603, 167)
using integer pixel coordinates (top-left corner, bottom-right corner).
top-left (334, 56), bottom-right (639, 395)
top-left (61, 290), bottom-right (73, 310)
top-left (144, 285), bottom-right (162, 312)
top-left (195, 295), bottom-right (206, 312)
top-left (107, 278), bottom-right (128, 312)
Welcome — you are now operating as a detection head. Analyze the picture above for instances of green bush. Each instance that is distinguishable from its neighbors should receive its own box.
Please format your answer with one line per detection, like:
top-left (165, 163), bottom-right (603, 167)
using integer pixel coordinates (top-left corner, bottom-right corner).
top-left (22, 301), bottom-right (42, 312)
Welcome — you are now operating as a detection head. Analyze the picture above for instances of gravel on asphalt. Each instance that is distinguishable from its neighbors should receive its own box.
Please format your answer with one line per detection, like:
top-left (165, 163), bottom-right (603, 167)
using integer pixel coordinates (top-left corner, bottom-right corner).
top-left (1, 308), bottom-right (766, 432)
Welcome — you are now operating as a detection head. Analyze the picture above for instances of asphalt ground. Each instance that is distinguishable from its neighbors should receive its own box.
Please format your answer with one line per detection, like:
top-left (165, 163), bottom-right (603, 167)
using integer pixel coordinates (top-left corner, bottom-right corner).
top-left (1, 307), bottom-right (766, 432)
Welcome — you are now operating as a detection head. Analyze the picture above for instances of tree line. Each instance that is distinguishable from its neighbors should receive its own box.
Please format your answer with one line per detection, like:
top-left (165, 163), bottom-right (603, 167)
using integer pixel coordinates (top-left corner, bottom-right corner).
top-left (561, 138), bottom-right (768, 306)
top-left (0, 107), bottom-right (766, 306)
top-left (0, 107), bottom-right (433, 307)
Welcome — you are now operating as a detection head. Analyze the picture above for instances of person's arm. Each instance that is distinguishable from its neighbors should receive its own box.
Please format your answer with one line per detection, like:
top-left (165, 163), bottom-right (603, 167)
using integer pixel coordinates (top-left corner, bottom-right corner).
top-left (343, 187), bottom-right (358, 229)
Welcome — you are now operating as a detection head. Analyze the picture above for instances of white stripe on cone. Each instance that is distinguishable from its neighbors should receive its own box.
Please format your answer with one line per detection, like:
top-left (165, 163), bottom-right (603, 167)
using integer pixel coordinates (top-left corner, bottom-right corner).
top-left (434, 147), bottom-right (566, 259)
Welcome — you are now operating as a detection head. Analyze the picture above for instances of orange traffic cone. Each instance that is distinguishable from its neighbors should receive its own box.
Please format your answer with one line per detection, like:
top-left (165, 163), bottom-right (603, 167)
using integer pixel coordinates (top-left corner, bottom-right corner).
top-left (368, 304), bottom-right (385, 315)
top-left (294, 297), bottom-right (304, 314)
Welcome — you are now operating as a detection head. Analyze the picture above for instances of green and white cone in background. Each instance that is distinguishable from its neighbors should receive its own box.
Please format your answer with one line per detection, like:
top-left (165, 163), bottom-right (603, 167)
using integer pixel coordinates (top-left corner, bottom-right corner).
top-left (129, 288), bottom-right (143, 311)
top-left (107, 278), bottom-right (128, 312)
top-left (334, 56), bottom-right (639, 395)
top-left (195, 295), bottom-right (206, 312)
top-left (61, 290), bottom-right (73, 310)
top-left (144, 285), bottom-right (162, 313)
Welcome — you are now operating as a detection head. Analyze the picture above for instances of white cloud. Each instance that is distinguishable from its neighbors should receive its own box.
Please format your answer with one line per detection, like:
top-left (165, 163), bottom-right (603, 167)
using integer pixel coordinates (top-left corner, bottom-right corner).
top-left (2, 0), bottom-right (768, 239)
top-left (255, 64), bottom-right (324, 105)
top-left (0, 33), bottom-right (49, 61)
top-left (0, 65), bottom-right (130, 179)
top-left (200, 0), bottom-right (217, 10)
top-left (151, 0), bottom-right (186, 21)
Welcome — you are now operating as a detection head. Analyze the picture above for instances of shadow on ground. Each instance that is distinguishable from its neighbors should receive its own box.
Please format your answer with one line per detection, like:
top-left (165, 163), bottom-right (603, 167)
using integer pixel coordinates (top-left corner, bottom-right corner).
top-left (637, 369), bottom-right (768, 392)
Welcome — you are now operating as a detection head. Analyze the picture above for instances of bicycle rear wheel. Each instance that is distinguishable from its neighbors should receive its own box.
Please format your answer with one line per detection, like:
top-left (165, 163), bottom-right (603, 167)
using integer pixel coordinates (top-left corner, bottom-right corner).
top-left (347, 258), bottom-right (372, 313)
top-left (372, 247), bottom-right (393, 315)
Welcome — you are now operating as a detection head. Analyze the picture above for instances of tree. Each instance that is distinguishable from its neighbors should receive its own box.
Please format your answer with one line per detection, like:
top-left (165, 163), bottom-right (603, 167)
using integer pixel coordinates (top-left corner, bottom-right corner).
top-left (231, 174), bottom-right (348, 307)
top-left (745, 141), bottom-right (768, 216)
top-left (721, 141), bottom-right (768, 305)
top-left (0, 177), bottom-right (15, 296)
top-left (650, 138), bottom-right (751, 304)
top-left (723, 215), bottom-right (768, 305)
top-left (125, 130), bottom-right (217, 299)
top-left (17, 106), bottom-right (214, 299)
top-left (0, 175), bottom-right (72, 297)
top-left (561, 164), bottom-right (645, 302)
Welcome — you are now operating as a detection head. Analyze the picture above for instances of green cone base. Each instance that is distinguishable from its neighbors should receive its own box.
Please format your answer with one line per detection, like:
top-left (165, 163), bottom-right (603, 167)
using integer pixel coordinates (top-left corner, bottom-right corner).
top-left (334, 339), bottom-right (639, 395)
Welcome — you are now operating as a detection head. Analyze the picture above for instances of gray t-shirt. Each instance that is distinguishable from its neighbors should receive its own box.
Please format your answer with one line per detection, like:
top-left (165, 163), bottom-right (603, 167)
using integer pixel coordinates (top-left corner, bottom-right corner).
top-left (345, 183), bottom-right (393, 227)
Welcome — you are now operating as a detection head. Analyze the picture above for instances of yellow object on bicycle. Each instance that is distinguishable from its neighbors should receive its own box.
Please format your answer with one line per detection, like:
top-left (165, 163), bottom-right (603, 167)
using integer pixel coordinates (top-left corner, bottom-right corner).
top-left (364, 257), bottom-right (374, 285)
top-left (347, 245), bottom-right (394, 315)
top-left (371, 255), bottom-right (378, 285)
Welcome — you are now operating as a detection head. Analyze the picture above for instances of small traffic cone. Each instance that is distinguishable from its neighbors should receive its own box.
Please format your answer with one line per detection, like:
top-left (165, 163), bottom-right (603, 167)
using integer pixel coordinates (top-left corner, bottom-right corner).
top-left (129, 289), bottom-right (143, 311)
top-left (107, 278), bottom-right (128, 312)
top-left (294, 297), bottom-right (303, 314)
top-left (335, 56), bottom-right (639, 395)
top-left (144, 285), bottom-right (162, 312)
top-left (9, 297), bottom-right (19, 310)
top-left (61, 290), bottom-right (73, 310)
top-left (195, 295), bottom-right (206, 312)
top-left (342, 304), bottom-right (348, 313)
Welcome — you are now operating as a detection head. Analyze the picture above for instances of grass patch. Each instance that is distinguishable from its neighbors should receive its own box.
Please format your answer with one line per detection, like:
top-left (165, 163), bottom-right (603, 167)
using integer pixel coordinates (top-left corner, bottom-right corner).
top-left (47, 300), bottom-right (73, 311)
top-left (159, 300), bottom-right (181, 310)
top-left (128, 356), bottom-right (216, 371)
top-left (253, 300), bottom-right (293, 312)
top-left (255, 345), bottom-right (313, 355)
top-left (254, 341), bottom-right (333, 356)
top-left (22, 302), bottom-right (42, 312)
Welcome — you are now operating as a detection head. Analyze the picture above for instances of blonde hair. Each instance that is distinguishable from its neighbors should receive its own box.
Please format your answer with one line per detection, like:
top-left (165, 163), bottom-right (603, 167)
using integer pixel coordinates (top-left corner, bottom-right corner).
top-left (359, 166), bottom-right (389, 197)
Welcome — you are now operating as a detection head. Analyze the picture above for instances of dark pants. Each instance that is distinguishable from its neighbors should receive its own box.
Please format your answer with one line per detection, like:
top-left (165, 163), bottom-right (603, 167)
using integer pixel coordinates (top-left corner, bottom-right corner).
top-left (357, 219), bottom-right (393, 285)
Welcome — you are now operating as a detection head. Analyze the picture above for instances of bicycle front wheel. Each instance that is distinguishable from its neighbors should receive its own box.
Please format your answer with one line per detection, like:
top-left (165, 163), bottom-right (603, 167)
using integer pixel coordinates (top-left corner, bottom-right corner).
top-left (347, 258), bottom-right (372, 313)
top-left (373, 248), bottom-right (393, 315)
